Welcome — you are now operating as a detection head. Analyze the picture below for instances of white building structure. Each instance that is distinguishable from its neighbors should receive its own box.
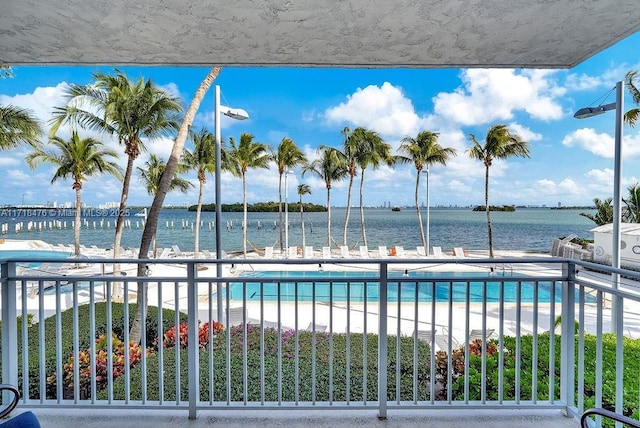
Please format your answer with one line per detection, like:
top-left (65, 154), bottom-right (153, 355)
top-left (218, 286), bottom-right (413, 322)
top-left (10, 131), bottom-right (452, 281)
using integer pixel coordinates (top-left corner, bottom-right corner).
top-left (591, 223), bottom-right (640, 269)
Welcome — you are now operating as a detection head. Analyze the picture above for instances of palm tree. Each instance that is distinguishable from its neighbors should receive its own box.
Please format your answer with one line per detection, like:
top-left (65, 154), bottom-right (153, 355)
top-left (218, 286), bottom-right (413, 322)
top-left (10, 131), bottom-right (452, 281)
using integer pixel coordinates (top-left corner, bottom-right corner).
top-left (302, 146), bottom-right (348, 247)
top-left (468, 124), bottom-right (530, 258)
top-left (0, 106), bottom-right (42, 149)
top-left (624, 70), bottom-right (639, 127)
top-left (131, 66), bottom-right (221, 346)
top-left (50, 69), bottom-right (183, 261)
top-left (182, 128), bottom-right (217, 259)
top-left (623, 183), bottom-right (640, 223)
top-left (340, 127), bottom-right (363, 247)
top-left (272, 137), bottom-right (307, 252)
top-left (297, 183), bottom-right (312, 248)
top-left (137, 154), bottom-right (193, 257)
top-left (398, 131), bottom-right (457, 251)
top-left (355, 129), bottom-right (394, 247)
top-left (580, 197), bottom-right (613, 226)
top-left (25, 132), bottom-right (122, 257)
top-left (225, 133), bottom-right (271, 257)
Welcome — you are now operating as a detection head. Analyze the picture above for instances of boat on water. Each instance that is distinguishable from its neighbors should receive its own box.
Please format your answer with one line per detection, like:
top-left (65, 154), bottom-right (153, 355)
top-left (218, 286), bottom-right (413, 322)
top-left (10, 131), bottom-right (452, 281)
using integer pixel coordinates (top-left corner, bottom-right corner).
top-left (391, 206), bottom-right (401, 212)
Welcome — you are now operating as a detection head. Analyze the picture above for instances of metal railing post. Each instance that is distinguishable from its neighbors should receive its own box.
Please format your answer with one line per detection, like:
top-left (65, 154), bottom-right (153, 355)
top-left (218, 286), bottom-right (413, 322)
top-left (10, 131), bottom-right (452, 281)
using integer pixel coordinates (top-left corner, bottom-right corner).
top-left (1, 261), bottom-right (18, 388)
top-left (378, 262), bottom-right (388, 419)
top-left (187, 261), bottom-right (199, 420)
top-left (561, 260), bottom-right (576, 413)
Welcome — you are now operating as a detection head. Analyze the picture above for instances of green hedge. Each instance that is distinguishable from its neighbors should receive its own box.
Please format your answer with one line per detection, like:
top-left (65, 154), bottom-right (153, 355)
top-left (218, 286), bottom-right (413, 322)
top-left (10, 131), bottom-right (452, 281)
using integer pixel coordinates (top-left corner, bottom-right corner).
top-left (102, 329), bottom-right (432, 402)
top-left (14, 302), bottom-right (186, 399)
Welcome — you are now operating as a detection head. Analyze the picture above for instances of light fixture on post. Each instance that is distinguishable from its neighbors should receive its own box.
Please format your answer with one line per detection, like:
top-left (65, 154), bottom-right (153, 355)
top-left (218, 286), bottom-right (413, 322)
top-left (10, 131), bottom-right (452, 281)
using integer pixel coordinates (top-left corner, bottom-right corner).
top-left (284, 170), bottom-right (293, 257)
top-left (214, 85), bottom-right (248, 322)
top-left (574, 80), bottom-right (623, 334)
top-left (424, 167), bottom-right (430, 256)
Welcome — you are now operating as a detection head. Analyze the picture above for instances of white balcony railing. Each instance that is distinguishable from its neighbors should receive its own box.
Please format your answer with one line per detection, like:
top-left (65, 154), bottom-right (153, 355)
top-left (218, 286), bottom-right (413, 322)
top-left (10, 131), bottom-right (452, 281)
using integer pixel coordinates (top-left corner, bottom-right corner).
top-left (1, 256), bottom-right (639, 421)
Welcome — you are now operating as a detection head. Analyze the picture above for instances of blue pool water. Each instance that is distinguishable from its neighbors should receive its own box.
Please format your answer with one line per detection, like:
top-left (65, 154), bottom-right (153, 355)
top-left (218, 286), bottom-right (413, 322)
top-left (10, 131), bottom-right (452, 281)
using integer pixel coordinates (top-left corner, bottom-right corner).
top-left (0, 250), bottom-right (70, 267)
top-left (224, 271), bottom-right (566, 303)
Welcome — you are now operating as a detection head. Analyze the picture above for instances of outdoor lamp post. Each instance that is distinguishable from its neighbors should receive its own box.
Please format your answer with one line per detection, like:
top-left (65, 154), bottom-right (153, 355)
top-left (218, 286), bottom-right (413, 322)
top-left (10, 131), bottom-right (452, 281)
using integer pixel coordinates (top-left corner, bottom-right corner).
top-left (425, 167), bottom-right (430, 256)
top-left (574, 80), bottom-right (623, 334)
top-left (284, 170), bottom-right (293, 257)
top-left (214, 85), bottom-right (248, 321)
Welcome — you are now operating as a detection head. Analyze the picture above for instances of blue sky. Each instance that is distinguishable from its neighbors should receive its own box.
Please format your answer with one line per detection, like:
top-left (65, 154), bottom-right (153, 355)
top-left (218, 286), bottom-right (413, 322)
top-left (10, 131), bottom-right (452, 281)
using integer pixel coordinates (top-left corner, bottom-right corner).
top-left (1, 32), bottom-right (639, 209)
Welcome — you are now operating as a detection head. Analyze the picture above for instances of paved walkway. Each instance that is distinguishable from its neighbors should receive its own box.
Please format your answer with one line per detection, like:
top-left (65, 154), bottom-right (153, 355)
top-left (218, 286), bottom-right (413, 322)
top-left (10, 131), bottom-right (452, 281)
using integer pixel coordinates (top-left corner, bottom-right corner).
top-left (22, 408), bottom-right (580, 427)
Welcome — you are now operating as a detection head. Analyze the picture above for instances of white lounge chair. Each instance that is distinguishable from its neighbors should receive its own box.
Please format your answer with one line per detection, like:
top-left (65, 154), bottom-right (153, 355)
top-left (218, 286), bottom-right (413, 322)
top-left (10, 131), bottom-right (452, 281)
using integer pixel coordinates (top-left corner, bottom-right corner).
top-left (226, 306), bottom-right (247, 327)
top-left (432, 246), bottom-right (445, 258)
top-left (288, 246), bottom-right (299, 258)
top-left (322, 246), bottom-right (332, 259)
top-left (395, 246), bottom-right (405, 257)
top-left (467, 328), bottom-right (495, 344)
top-left (416, 246), bottom-right (427, 257)
top-left (378, 246), bottom-right (388, 258)
top-left (359, 246), bottom-right (369, 258)
top-left (157, 247), bottom-right (172, 259)
top-left (264, 246), bottom-right (274, 258)
top-left (340, 245), bottom-right (350, 258)
top-left (453, 247), bottom-right (466, 258)
top-left (303, 246), bottom-right (314, 258)
top-left (306, 322), bottom-right (327, 332)
top-left (171, 245), bottom-right (183, 257)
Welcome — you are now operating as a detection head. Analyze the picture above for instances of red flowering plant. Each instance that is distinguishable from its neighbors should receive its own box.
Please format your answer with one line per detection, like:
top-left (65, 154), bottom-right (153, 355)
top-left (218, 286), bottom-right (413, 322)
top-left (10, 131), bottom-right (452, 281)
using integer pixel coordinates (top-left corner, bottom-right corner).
top-left (162, 320), bottom-right (224, 350)
top-left (47, 333), bottom-right (149, 400)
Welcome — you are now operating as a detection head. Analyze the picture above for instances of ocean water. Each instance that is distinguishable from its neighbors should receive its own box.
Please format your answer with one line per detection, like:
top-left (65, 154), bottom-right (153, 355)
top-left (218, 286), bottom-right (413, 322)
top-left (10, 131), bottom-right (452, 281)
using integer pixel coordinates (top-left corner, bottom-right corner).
top-left (0, 207), bottom-right (595, 254)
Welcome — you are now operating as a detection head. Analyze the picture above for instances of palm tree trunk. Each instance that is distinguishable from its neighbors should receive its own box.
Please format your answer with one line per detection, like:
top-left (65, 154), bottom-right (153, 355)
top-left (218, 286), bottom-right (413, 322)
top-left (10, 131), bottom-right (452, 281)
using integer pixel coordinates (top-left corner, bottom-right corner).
top-left (242, 172), bottom-right (248, 257)
top-left (194, 180), bottom-right (204, 259)
top-left (485, 164), bottom-right (494, 258)
top-left (343, 174), bottom-right (355, 246)
top-left (278, 173), bottom-right (283, 253)
top-left (112, 156), bottom-right (134, 299)
top-left (359, 168), bottom-right (367, 247)
top-left (300, 195), bottom-right (306, 248)
top-left (130, 66), bottom-right (221, 345)
top-left (113, 156), bottom-right (134, 256)
top-left (415, 171), bottom-right (426, 249)
top-left (74, 187), bottom-right (81, 258)
top-left (326, 186), bottom-right (332, 247)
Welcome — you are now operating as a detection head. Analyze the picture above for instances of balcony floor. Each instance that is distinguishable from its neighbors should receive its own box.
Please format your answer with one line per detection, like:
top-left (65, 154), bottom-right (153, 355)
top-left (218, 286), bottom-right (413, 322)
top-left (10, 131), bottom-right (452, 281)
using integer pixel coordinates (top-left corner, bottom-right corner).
top-left (23, 408), bottom-right (579, 427)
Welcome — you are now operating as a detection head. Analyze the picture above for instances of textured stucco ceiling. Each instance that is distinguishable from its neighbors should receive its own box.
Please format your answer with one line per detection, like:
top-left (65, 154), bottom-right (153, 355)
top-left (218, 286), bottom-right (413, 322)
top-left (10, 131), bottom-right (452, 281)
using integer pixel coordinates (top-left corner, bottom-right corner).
top-left (2, 0), bottom-right (640, 68)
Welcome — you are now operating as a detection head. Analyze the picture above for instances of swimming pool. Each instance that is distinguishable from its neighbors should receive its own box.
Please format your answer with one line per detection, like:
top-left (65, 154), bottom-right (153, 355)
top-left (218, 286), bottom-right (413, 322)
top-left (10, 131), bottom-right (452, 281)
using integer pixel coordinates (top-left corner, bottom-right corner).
top-left (0, 249), bottom-right (71, 267)
top-left (223, 271), bottom-right (568, 303)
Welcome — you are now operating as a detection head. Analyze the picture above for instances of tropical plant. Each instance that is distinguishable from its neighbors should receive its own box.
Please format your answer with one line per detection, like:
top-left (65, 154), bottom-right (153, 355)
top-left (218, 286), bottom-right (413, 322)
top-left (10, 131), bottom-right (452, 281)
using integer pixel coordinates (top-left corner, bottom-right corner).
top-left (0, 105), bottom-right (42, 149)
top-left (0, 64), bottom-right (12, 79)
top-left (340, 127), bottom-right (360, 246)
top-left (580, 197), bottom-right (614, 226)
top-left (623, 183), bottom-right (640, 223)
top-left (625, 70), bottom-right (639, 127)
top-left (137, 154), bottom-right (193, 256)
top-left (398, 131), bottom-right (457, 251)
top-left (132, 66), bottom-right (221, 345)
top-left (271, 137), bottom-right (307, 252)
top-left (182, 128), bottom-right (218, 259)
top-left (25, 132), bottom-right (122, 257)
top-left (468, 124), bottom-right (529, 258)
top-left (225, 133), bottom-right (271, 257)
top-left (302, 146), bottom-right (348, 247)
top-left (50, 69), bottom-right (183, 261)
top-left (354, 128), bottom-right (395, 247)
top-left (297, 183), bottom-right (312, 248)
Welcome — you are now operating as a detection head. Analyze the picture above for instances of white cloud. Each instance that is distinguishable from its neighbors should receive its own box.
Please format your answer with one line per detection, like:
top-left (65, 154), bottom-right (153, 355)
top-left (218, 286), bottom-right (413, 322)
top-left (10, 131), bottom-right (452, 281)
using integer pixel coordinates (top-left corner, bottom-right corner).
top-left (508, 122), bottom-right (543, 141)
top-left (562, 128), bottom-right (640, 159)
top-left (324, 82), bottom-right (422, 137)
top-left (432, 69), bottom-right (564, 126)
